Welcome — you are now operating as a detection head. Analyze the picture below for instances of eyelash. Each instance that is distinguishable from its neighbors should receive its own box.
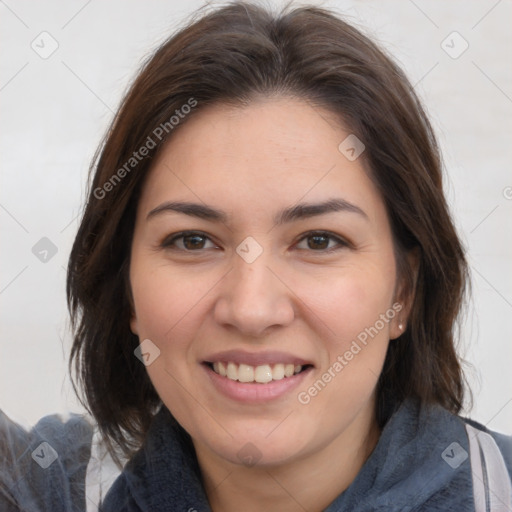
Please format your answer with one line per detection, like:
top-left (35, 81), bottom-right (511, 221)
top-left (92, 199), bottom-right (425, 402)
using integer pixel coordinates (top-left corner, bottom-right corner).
top-left (161, 230), bottom-right (350, 253)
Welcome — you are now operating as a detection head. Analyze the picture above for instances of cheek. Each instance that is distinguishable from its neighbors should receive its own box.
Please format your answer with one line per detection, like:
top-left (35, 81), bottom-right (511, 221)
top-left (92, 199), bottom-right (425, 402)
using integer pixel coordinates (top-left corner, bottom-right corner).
top-left (129, 262), bottom-right (214, 416)
top-left (294, 270), bottom-right (393, 427)
top-left (301, 263), bottom-right (396, 345)
top-left (131, 272), bottom-right (177, 338)
top-left (130, 261), bottom-right (218, 360)
top-left (293, 261), bottom-right (395, 399)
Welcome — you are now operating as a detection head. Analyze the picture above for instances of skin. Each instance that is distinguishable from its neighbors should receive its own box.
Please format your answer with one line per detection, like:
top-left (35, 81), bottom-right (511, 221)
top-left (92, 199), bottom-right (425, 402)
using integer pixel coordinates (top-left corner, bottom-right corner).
top-left (129, 97), bottom-right (413, 512)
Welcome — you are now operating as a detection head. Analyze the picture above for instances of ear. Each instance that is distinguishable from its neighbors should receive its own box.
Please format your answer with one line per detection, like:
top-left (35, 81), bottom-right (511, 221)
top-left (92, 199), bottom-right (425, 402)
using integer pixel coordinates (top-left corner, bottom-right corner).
top-left (130, 312), bottom-right (139, 336)
top-left (389, 247), bottom-right (419, 340)
top-left (128, 291), bottom-right (139, 336)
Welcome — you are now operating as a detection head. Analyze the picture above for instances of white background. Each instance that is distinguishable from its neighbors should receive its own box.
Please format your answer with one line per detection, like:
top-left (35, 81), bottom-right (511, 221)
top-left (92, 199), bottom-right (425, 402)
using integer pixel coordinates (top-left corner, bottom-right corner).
top-left (1, 0), bottom-right (511, 435)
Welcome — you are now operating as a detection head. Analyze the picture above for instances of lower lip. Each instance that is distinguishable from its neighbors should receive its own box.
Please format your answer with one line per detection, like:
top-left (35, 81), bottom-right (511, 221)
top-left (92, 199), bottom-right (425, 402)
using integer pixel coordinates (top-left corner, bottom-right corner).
top-left (203, 364), bottom-right (313, 403)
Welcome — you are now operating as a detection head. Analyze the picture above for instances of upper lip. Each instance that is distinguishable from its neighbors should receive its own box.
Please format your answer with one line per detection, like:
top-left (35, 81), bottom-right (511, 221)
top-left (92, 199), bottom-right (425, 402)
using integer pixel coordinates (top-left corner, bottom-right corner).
top-left (203, 350), bottom-right (314, 367)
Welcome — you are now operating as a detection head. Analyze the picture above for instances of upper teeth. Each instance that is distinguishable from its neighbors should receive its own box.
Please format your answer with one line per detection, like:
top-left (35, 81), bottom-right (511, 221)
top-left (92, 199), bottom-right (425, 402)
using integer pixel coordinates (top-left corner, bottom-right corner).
top-left (212, 362), bottom-right (303, 383)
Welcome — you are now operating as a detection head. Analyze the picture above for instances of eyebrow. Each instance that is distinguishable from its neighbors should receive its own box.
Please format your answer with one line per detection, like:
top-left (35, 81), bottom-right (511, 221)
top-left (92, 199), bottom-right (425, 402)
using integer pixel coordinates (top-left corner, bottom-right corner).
top-left (146, 198), bottom-right (368, 225)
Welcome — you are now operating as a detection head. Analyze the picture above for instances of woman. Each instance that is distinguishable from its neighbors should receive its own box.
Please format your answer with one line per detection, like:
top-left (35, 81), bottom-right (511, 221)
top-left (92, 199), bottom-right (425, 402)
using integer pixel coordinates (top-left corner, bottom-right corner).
top-left (1, 2), bottom-right (510, 511)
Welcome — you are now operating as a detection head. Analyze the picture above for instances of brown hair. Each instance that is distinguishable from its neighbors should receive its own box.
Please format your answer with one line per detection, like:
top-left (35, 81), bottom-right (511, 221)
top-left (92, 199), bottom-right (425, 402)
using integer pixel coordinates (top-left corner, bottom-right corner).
top-left (67, 1), bottom-right (469, 462)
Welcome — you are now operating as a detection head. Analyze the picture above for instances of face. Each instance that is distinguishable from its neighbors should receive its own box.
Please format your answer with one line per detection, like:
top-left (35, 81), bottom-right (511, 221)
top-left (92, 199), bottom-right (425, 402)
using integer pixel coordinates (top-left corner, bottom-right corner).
top-left (129, 97), bottom-right (406, 468)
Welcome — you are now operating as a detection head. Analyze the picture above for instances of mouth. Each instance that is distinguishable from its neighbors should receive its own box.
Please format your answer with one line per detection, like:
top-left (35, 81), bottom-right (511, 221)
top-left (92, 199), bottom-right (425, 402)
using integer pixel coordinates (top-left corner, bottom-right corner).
top-left (204, 361), bottom-right (314, 384)
top-left (201, 350), bottom-right (315, 402)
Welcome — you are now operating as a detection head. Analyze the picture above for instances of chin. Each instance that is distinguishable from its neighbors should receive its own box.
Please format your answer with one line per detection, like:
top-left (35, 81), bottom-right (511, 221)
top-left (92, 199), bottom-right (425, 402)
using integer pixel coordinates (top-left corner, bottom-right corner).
top-left (199, 421), bottom-right (314, 468)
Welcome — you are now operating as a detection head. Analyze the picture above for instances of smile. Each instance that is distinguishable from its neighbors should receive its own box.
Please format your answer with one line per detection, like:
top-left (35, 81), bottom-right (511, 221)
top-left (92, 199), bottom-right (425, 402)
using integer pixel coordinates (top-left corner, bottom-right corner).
top-left (202, 350), bottom-right (314, 402)
top-left (209, 361), bottom-right (309, 383)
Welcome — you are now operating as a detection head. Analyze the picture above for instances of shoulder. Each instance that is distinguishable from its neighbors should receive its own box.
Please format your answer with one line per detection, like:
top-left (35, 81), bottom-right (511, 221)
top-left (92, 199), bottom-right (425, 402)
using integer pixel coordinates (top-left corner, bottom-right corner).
top-left (0, 408), bottom-right (94, 466)
top-left (0, 409), bottom-right (94, 511)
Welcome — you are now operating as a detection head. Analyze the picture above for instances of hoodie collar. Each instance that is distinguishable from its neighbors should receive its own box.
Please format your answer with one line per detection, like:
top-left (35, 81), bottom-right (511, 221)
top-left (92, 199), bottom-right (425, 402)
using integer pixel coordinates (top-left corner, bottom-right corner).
top-left (104, 398), bottom-right (474, 511)
top-left (324, 398), bottom-right (474, 511)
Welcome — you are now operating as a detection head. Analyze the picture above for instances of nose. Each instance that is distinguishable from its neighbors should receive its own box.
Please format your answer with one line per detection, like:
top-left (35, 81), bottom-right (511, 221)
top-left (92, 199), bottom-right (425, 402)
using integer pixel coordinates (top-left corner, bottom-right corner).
top-left (213, 253), bottom-right (295, 338)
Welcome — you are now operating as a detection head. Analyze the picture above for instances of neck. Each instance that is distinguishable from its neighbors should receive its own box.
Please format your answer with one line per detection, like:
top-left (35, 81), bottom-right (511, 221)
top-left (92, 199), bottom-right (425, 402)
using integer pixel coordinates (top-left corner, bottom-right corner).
top-left (195, 403), bottom-right (381, 512)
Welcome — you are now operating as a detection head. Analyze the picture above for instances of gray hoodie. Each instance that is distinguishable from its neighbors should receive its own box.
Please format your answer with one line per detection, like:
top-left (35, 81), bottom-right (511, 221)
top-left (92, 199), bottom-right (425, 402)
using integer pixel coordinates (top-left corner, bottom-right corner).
top-left (1, 398), bottom-right (511, 511)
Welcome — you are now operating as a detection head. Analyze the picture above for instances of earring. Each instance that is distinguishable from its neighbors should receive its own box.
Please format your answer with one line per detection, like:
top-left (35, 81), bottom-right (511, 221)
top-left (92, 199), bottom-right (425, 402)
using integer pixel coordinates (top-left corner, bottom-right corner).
top-left (398, 322), bottom-right (404, 331)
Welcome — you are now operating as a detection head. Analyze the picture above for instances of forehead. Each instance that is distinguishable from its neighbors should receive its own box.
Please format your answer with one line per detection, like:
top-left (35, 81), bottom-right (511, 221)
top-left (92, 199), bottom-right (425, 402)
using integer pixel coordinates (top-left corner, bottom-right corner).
top-left (137, 97), bottom-right (385, 224)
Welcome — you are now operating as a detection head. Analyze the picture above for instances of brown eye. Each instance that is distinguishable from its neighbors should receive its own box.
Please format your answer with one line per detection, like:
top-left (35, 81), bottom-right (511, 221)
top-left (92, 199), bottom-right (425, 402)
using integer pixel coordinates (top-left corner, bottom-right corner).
top-left (184, 234), bottom-right (206, 249)
top-left (162, 231), bottom-right (217, 251)
top-left (308, 234), bottom-right (329, 250)
top-left (295, 231), bottom-right (348, 252)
